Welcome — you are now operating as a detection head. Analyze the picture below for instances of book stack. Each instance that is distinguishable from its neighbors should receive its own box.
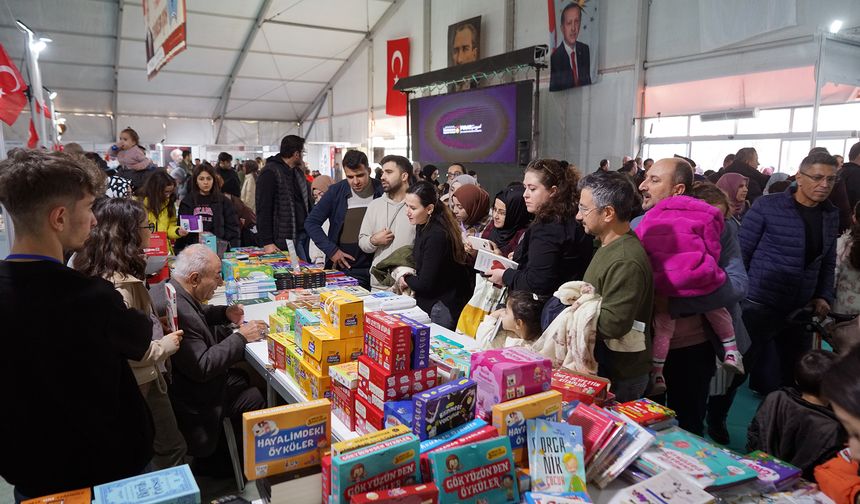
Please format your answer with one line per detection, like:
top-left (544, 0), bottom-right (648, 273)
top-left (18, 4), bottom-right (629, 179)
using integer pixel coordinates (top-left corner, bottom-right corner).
top-left (611, 398), bottom-right (678, 431)
top-left (632, 428), bottom-right (758, 492)
top-left (607, 468), bottom-right (715, 503)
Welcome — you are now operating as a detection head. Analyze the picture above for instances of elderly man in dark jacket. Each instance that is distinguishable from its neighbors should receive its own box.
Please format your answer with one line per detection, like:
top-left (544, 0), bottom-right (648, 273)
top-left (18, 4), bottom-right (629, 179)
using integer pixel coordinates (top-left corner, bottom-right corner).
top-left (169, 244), bottom-right (268, 473)
top-left (736, 152), bottom-right (839, 396)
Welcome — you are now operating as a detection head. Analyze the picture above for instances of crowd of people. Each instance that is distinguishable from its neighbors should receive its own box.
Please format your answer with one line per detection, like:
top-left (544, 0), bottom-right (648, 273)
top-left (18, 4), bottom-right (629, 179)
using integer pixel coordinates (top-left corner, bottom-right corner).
top-left (2, 133), bottom-right (860, 503)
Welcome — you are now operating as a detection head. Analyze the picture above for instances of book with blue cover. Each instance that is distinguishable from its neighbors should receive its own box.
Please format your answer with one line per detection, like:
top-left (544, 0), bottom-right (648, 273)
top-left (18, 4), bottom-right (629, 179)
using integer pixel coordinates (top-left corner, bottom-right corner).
top-left (527, 418), bottom-right (588, 496)
top-left (634, 428), bottom-right (757, 490)
top-left (92, 464), bottom-right (199, 504)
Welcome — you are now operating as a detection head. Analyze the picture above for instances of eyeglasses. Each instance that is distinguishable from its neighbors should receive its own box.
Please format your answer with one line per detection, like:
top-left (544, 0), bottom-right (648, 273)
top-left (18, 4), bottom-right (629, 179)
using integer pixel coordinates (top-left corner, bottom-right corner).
top-left (447, 172), bottom-right (463, 179)
top-left (492, 207), bottom-right (507, 216)
top-left (577, 204), bottom-right (599, 217)
top-left (798, 171), bottom-right (837, 186)
top-left (140, 223), bottom-right (155, 232)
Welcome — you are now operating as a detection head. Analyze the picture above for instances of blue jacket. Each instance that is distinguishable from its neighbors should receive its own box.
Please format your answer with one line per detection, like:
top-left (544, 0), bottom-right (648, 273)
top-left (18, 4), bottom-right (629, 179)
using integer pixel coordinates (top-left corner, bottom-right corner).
top-left (739, 188), bottom-right (839, 310)
top-left (304, 178), bottom-right (383, 260)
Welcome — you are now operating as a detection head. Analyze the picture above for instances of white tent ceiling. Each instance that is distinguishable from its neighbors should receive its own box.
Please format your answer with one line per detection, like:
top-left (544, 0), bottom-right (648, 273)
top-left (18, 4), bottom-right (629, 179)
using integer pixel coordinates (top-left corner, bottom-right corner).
top-left (0, 0), bottom-right (399, 122)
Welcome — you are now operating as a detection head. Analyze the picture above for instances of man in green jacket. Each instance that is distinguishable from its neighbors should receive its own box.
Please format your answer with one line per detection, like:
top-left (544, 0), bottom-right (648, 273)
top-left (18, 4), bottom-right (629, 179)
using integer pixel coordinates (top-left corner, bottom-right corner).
top-left (576, 171), bottom-right (654, 402)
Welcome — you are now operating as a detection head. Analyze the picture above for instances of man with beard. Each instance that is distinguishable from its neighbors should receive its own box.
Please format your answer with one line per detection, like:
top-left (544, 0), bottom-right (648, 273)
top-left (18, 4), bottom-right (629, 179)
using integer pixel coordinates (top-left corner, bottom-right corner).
top-left (358, 155), bottom-right (416, 291)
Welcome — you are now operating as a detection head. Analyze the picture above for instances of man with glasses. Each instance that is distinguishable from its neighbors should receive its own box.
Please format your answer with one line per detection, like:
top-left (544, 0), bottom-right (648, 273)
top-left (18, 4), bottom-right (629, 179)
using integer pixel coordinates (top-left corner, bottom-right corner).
top-left (446, 163), bottom-right (465, 183)
top-left (738, 151), bottom-right (839, 393)
top-left (576, 170), bottom-right (654, 402)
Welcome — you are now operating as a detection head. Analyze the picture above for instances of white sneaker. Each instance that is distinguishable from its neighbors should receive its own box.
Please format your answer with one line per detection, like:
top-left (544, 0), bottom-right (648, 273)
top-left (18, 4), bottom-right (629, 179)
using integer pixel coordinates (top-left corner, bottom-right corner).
top-left (723, 350), bottom-right (745, 374)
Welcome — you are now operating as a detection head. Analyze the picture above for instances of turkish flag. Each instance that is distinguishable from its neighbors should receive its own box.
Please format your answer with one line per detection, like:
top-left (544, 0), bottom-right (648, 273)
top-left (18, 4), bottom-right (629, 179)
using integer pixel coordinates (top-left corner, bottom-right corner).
top-left (0, 43), bottom-right (28, 126)
top-left (386, 38), bottom-right (409, 116)
top-left (27, 118), bottom-right (38, 148)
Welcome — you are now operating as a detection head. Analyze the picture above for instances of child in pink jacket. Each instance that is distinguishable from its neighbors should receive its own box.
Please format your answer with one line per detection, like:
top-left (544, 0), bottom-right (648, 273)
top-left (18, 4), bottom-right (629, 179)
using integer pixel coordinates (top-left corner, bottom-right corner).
top-left (636, 195), bottom-right (744, 394)
top-left (113, 127), bottom-right (153, 171)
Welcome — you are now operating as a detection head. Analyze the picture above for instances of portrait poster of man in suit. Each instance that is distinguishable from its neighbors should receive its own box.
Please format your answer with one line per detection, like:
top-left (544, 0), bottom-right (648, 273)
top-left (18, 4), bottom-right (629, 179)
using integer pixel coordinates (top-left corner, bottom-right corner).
top-left (549, 1), bottom-right (598, 91)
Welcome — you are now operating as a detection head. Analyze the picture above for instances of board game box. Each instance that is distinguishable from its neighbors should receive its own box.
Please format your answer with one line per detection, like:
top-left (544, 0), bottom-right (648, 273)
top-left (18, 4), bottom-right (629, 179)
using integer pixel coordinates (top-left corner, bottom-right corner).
top-left (412, 378), bottom-right (478, 440)
top-left (428, 436), bottom-right (519, 504)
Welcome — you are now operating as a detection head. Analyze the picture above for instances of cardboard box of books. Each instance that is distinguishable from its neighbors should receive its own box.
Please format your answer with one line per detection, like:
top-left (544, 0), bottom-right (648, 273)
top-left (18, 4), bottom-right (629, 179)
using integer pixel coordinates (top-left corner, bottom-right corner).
top-left (491, 390), bottom-right (562, 467)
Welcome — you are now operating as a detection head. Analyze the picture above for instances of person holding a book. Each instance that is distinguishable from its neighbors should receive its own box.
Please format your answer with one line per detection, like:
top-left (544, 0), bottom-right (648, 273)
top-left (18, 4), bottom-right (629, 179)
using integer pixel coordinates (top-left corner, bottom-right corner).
top-left (0, 149), bottom-right (156, 500)
top-left (575, 170), bottom-right (654, 402)
top-left (485, 159), bottom-right (593, 297)
top-left (140, 169), bottom-right (189, 254)
top-left (175, 162), bottom-right (241, 253)
top-left (73, 197), bottom-right (188, 470)
top-left (481, 184), bottom-right (531, 258)
top-left (169, 244), bottom-right (268, 475)
top-left (398, 181), bottom-right (473, 329)
top-left (748, 349), bottom-right (846, 479)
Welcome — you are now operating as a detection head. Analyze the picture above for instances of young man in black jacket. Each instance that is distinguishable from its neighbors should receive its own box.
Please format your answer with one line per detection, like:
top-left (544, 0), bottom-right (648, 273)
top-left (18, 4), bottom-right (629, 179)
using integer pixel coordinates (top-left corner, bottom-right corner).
top-left (256, 135), bottom-right (313, 260)
top-left (0, 149), bottom-right (155, 500)
top-left (216, 151), bottom-right (242, 199)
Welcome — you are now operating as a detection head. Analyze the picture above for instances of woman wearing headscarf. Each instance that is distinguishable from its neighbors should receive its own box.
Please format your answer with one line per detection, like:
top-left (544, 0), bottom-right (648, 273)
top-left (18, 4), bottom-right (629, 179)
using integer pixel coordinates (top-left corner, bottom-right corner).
top-left (716, 172), bottom-right (750, 222)
top-left (420, 164), bottom-right (440, 187)
top-left (481, 184), bottom-right (532, 258)
top-left (311, 175), bottom-right (333, 204)
top-left (452, 184), bottom-right (491, 239)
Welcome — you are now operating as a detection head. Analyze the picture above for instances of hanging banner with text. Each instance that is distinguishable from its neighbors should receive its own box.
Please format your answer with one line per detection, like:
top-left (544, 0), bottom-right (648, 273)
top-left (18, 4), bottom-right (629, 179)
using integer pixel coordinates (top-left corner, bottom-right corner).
top-left (143, 0), bottom-right (187, 79)
top-left (386, 37), bottom-right (410, 116)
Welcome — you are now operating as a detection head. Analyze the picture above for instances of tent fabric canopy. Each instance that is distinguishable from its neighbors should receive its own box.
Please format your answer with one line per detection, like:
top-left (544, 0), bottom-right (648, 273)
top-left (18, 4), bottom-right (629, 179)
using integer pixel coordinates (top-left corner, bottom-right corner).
top-left (0, 0), bottom-right (397, 122)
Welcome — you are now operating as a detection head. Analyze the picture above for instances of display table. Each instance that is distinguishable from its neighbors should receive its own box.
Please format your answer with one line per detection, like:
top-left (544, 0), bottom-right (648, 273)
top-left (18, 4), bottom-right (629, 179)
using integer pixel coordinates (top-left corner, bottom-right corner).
top-left (239, 300), bottom-right (479, 443)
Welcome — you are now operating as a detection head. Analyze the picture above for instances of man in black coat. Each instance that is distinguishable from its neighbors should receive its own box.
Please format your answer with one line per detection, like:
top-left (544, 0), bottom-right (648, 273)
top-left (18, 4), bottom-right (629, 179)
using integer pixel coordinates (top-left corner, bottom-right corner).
top-left (169, 244), bottom-right (268, 473)
top-left (549, 3), bottom-right (591, 91)
top-left (839, 141), bottom-right (860, 210)
top-left (721, 147), bottom-right (770, 203)
top-left (217, 151), bottom-right (242, 199)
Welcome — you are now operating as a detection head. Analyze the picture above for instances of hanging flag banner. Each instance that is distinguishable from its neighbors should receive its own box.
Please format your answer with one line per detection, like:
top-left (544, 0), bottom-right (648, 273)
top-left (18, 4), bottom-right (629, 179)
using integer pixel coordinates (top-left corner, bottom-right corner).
top-left (386, 37), bottom-right (410, 116)
top-left (143, 0), bottom-right (187, 79)
top-left (0, 43), bottom-right (28, 126)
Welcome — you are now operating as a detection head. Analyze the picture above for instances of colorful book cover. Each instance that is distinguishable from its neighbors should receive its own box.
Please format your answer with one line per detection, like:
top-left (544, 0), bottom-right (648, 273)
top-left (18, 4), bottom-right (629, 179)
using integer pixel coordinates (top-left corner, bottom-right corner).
top-left (411, 378), bottom-right (477, 440)
top-left (527, 418), bottom-right (588, 495)
top-left (492, 390), bottom-right (563, 466)
top-left (589, 412), bottom-right (655, 489)
top-left (91, 464), bottom-right (199, 504)
top-left (524, 492), bottom-right (593, 504)
top-left (241, 399), bottom-right (331, 480)
top-left (607, 468), bottom-right (714, 504)
top-left (612, 398), bottom-right (675, 426)
top-left (737, 450), bottom-right (802, 490)
top-left (428, 436), bottom-right (519, 504)
top-left (636, 428), bottom-right (757, 490)
top-left (567, 403), bottom-right (617, 463)
top-left (419, 418), bottom-right (488, 453)
top-left (22, 488), bottom-right (91, 504)
top-left (331, 433), bottom-right (421, 504)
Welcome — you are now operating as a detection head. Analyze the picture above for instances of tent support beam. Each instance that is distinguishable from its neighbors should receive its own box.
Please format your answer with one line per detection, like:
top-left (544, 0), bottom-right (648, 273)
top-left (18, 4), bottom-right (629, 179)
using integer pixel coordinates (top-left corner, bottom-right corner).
top-left (214, 0), bottom-right (275, 142)
top-left (111, 0), bottom-right (124, 137)
top-left (299, 0), bottom-right (407, 126)
top-left (263, 19), bottom-right (368, 35)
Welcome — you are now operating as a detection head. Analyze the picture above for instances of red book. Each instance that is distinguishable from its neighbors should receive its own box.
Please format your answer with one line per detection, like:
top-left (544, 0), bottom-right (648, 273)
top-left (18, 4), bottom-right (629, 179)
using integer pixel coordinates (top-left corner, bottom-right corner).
top-left (612, 398), bottom-right (675, 426)
top-left (567, 403), bottom-right (617, 463)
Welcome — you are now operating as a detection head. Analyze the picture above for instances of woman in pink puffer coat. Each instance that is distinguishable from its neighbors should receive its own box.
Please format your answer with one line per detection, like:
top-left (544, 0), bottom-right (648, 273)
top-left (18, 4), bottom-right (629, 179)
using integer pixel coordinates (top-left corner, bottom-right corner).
top-left (636, 195), bottom-right (744, 394)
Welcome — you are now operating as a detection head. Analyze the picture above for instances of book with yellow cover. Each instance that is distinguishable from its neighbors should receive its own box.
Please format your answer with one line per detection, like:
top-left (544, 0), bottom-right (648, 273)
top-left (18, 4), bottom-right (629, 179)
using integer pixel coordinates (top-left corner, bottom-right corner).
top-left (242, 399), bottom-right (331, 480)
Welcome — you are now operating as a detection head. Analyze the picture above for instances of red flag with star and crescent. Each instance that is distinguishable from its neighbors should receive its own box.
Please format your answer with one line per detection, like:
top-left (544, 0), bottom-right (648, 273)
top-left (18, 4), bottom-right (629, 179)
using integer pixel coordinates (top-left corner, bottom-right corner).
top-left (386, 37), bottom-right (409, 116)
top-left (0, 43), bottom-right (28, 126)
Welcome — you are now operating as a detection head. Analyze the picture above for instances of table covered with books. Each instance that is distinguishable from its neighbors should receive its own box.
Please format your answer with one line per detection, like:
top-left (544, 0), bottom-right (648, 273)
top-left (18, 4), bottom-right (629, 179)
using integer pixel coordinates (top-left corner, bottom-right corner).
top-left (32, 248), bottom-right (837, 504)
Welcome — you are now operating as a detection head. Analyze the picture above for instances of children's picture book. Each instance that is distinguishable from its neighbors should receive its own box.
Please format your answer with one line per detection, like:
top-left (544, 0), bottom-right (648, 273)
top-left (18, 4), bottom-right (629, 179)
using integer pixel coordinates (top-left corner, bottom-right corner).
top-left (567, 403), bottom-right (619, 463)
top-left (736, 451), bottom-right (802, 491)
top-left (607, 469), bottom-right (715, 504)
top-left (612, 398), bottom-right (676, 426)
top-left (178, 214), bottom-right (203, 233)
top-left (527, 418), bottom-right (588, 495)
top-left (635, 428), bottom-right (757, 490)
top-left (493, 390), bottom-right (563, 466)
top-left (330, 433), bottom-right (421, 504)
top-left (524, 492), bottom-right (593, 504)
top-left (428, 436), bottom-right (519, 504)
top-left (241, 399), bottom-right (331, 480)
